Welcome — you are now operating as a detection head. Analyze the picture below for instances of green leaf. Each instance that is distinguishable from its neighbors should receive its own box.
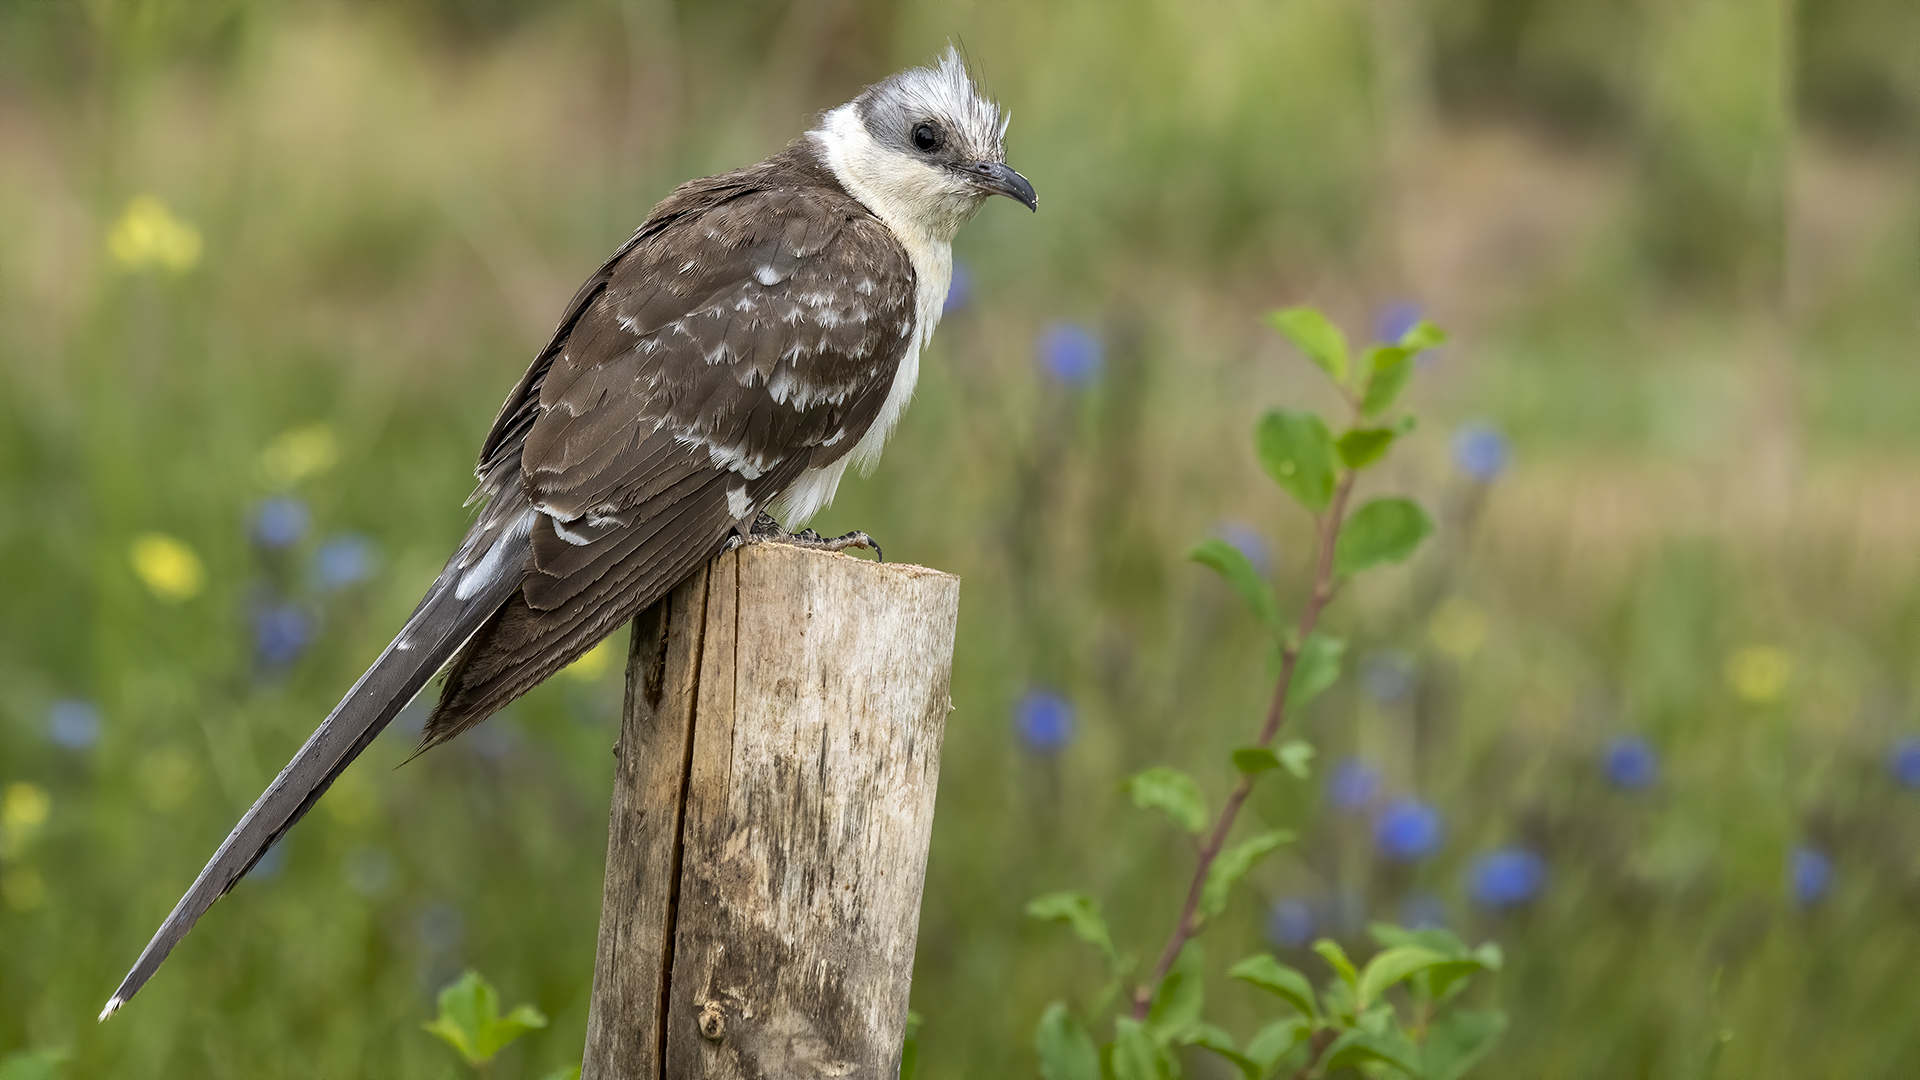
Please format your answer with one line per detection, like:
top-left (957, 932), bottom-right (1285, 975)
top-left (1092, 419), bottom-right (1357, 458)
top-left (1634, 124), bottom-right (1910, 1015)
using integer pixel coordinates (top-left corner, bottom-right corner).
top-left (1368, 922), bottom-right (1469, 958)
top-left (1147, 943), bottom-right (1206, 1043)
top-left (421, 970), bottom-right (548, 1067)
top-left (1397, 318), bottom-right (1447, 352)
top-left (1185, 1024), bottom-right (1260, 1080)
top-left (1285, 633), bottom-right (1344, 710)
top-left (1266, 307), bottom-right (1350, 385)
top-left (1335, 427), bottom-right (1396, 469)
top-left (1227, 954), bottom-right (1319, 1022)
top-left (1231, 746), bottom-right (1279, 775)
top-left (1313, 940), bottom-right (1358, 991)
top-left (1109, 1018), bottom-right (1168, 1080)
top-left (1360, 345), bottom-right (1416, 417)
top-left (1123, 767), bottom-right (1207, 833)
top-left (1255, 410), bottom-right (1337, 512)
top-left (1322, 1029), bottom-right (1423, 1076)
top-left (1189, 538), bottom-right (1280, 633)
top-left (1356, 945), bottom-right (1453, 1009)
top-left (1245, 1018), bottom-right (1309, 1070)
top-left (1421, 1009), bottom-right (1509, 1080)
top-left (1333, 498), bottom-right (1434, 576)
top-left (1027, 892), bottom-right (1121, 971)
top-left (1200, 831), bottom-right (1291, 919)
top-left (1035, 1003), bottom-right (1101, 1080)
top-left (1277, 739), bottom-right (1315, 779)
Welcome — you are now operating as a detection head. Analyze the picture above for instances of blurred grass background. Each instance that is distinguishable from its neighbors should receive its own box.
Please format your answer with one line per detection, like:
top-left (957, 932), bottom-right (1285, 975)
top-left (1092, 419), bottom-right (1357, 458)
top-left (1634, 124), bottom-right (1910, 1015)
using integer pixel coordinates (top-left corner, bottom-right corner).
top-left (0, 1), bottom-right (1915, 1076)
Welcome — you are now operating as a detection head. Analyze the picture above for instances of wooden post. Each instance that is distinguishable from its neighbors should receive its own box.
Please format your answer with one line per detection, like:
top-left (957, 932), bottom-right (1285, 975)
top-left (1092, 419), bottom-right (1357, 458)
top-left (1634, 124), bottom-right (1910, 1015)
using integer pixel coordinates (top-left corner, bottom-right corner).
top-left (583, 544), bottom-right (960, 1079)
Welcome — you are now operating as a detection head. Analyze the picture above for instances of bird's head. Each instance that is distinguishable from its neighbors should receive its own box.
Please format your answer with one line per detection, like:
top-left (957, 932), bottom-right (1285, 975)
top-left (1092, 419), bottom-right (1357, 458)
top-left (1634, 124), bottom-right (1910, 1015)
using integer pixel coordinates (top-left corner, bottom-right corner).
top-left (811, 48), bottom-right (1036, 247)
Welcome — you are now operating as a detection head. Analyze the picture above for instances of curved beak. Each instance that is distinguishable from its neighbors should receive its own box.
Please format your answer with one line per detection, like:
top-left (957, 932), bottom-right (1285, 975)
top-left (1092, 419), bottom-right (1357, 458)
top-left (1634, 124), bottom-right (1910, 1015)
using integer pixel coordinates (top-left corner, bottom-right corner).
top-left (963, 160), bottom-right (1038, 211)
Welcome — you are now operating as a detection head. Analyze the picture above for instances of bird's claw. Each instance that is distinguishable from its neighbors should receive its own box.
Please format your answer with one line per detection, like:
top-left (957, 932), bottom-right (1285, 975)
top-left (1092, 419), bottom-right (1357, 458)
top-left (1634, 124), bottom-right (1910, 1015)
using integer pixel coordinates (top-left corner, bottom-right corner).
top-left (730, 513), bottom-right (883, 563)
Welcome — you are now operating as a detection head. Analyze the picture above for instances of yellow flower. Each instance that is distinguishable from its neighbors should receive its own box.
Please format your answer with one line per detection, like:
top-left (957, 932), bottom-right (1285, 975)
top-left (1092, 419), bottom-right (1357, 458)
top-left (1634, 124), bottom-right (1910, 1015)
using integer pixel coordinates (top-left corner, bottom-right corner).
top-left (131, 533), bottom-right (205, 601)
top-left (564, 638), bottom-right (618, 681)
top-left (257, 424), bottom-right (340, 489)
top-left (108, 195), bottom-right (202, 274)
top-left (2, 868), bottom-right (45, 911)
top-left (1429, 598), bottom-right (1487, 659)
top-left (1726, 646), bottom-right (1792, 704)
top-left (2, 783), bottom-right (49, 831)
top-left (2, 783), bottom-right (50, 858)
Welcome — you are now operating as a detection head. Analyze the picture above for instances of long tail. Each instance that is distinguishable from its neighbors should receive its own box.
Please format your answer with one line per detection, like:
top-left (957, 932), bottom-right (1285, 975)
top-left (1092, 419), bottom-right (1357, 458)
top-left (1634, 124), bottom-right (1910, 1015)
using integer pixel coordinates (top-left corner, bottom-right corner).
top-left (98, 515), bottom-right (531, 1020)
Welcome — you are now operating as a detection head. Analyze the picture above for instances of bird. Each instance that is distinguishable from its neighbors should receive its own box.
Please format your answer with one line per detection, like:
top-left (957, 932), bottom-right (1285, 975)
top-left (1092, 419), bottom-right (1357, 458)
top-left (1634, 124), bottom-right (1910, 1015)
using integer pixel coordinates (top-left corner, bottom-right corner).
top-left (100, 47), bottom-right (1034, 1020)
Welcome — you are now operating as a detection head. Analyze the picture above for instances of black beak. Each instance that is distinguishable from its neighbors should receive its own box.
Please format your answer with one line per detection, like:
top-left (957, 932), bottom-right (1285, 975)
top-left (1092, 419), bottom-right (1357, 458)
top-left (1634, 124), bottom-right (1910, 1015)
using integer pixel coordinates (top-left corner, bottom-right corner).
top-left (964, 160), bottom-right (1038, 211)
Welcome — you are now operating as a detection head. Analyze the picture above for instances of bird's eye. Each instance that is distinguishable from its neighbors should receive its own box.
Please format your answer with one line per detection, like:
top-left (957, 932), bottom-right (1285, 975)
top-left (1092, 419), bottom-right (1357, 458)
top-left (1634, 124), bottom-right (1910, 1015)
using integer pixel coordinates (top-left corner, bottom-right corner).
top-left (911, 122), bottom-right (944, 153)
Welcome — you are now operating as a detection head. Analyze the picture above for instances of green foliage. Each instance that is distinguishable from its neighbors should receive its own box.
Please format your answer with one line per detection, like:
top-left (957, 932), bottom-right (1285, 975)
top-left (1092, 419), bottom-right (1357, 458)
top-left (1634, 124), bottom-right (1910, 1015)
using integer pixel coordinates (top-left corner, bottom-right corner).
top-left (1198, 831), bottom-right (1292, 920)
top-left (1036, 1004), bottom-right (1101, 1080)
top-left (421, 970), bottom-right (549, 1070)
top-left (1026, 892), bottom-right (1124, 974)
top-left (1189, 538), bottom-right (1281, 634)
top-left (1230, 741), bottom-right (1312, 778)
top-left (1027, 307), bottom-right (1487, 1078)
top-left (1276, 739), bottom-right (1315, 778)
top-left (1255, 410), bottom-right (1337, 512)
top-left (1333, 498), bottom-right (1435, 575)
top-left (1122, 767), bottom-right (1207, 833)
top-left (1265, 307), bottom-right (1350, 385)
top-left (1218, 926), bottom-right (1504, 1080)
top-left (1285, 633), bottom-right (1345, 710)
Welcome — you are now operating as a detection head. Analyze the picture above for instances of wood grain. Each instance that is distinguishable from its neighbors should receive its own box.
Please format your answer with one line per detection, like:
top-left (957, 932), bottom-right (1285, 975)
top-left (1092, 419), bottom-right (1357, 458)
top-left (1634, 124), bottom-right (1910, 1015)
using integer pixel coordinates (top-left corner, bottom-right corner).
top-left (583, 545), bottom-right (959, 1079)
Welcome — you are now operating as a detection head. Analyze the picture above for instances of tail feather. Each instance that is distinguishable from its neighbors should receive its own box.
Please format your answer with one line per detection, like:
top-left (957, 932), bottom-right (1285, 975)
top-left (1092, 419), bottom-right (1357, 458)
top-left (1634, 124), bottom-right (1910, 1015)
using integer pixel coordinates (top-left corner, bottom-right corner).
top-left (98, 529), bottom-right (528, 1020)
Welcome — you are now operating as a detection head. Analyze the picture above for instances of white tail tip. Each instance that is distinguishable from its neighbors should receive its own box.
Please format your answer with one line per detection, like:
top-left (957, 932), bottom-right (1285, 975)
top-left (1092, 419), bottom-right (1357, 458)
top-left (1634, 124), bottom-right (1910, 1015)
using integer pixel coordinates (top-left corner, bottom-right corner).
top-left (98, 997), bottom-right (124, 1022)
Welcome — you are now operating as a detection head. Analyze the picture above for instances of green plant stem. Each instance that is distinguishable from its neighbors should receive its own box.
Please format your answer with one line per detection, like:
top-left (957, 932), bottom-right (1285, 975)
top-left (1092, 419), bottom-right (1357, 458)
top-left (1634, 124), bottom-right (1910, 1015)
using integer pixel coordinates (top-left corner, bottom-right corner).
top-left (1130, 468), bottom-right (1359, 1019)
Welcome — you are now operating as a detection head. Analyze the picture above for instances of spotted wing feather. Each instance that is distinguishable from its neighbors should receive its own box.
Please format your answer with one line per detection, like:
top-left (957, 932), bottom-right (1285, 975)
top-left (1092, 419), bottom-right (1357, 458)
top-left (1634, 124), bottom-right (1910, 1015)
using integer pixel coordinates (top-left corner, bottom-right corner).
top-left (422, 148), bottom-right (917, 746)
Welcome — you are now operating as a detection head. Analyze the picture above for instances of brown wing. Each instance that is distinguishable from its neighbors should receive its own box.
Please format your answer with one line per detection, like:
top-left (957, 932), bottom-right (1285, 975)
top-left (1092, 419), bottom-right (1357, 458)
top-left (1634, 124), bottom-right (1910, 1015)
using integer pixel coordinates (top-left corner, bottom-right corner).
top-left (424, 156), bottom-right (917, 744)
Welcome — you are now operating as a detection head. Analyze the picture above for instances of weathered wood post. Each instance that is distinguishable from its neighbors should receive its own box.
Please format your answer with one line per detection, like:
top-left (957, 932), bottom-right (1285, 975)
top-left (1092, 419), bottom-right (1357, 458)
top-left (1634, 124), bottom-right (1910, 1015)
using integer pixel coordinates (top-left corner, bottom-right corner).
top-left (583, 543), bottom-right (959, 1079)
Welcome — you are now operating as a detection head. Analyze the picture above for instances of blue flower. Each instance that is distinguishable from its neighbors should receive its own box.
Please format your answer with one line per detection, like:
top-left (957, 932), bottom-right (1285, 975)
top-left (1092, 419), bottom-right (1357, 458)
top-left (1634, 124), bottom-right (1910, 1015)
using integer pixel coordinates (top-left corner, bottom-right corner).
top-left (1265, 898), bottom-right (1315, 948)
top-left (1890, 736), bottom-right (1920, 789)
top-left (47, 699), bottom-right (102, 749)
top-left (1327, 757), bottom-right (1380, 813)
top-left (1375, 301), bottom-right (1423, 345)
top-left (1452, 424), bottom-right (1511, 483)
top-left (1603, 735), bottom-right (1659, 790)
top-left (1374, 799), bottom-right (1444, 862)
top-left (943, 261), bottom-right (972, 315)
top-left (1214, 521), bottom-right (1271, 577)
top-left (1013, 689), bottom-right (1074, 752)
top-left (254, 603), bottom-right (313, 666)
top-left (1466, 847), bottom-right (1546, 909)
top-left (1398, 891), bottom-right (1449, 930)
top-left (1360, 652), bottom-right (1414, 705)
top-left (313, 533), bottom-right (377, 590)
top-left (1038, 322), bottom-right (1103, 386)
top-left (1791, 847), bottom-right (1831, 906)
top-left (252, 497), bottom-right (310, 549)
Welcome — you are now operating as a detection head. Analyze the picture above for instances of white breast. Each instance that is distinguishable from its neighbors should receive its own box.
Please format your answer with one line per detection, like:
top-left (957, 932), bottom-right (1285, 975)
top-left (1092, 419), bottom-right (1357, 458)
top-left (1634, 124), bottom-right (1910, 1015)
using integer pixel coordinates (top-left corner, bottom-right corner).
top-left (772, 105), bottom-right (954, 526)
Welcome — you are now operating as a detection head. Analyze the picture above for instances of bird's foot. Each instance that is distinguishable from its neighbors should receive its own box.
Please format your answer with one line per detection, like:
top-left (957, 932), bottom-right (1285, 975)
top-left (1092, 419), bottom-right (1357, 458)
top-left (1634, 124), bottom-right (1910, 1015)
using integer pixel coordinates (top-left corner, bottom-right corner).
top-left (729, 512), bottom-right (883, 562)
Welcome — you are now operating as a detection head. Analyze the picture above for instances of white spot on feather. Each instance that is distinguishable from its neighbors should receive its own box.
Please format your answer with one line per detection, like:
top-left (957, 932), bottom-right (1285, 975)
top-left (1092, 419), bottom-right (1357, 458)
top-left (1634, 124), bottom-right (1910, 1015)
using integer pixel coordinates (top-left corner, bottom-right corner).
top-left (456, 511), bottom-right (533, 600)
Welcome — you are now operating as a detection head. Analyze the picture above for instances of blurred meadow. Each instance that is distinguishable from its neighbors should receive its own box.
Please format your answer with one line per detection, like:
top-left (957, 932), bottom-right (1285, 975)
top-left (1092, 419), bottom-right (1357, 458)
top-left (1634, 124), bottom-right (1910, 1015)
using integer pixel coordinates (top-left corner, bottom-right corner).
top-left (1, 1), bottom-right (1916, 1076)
